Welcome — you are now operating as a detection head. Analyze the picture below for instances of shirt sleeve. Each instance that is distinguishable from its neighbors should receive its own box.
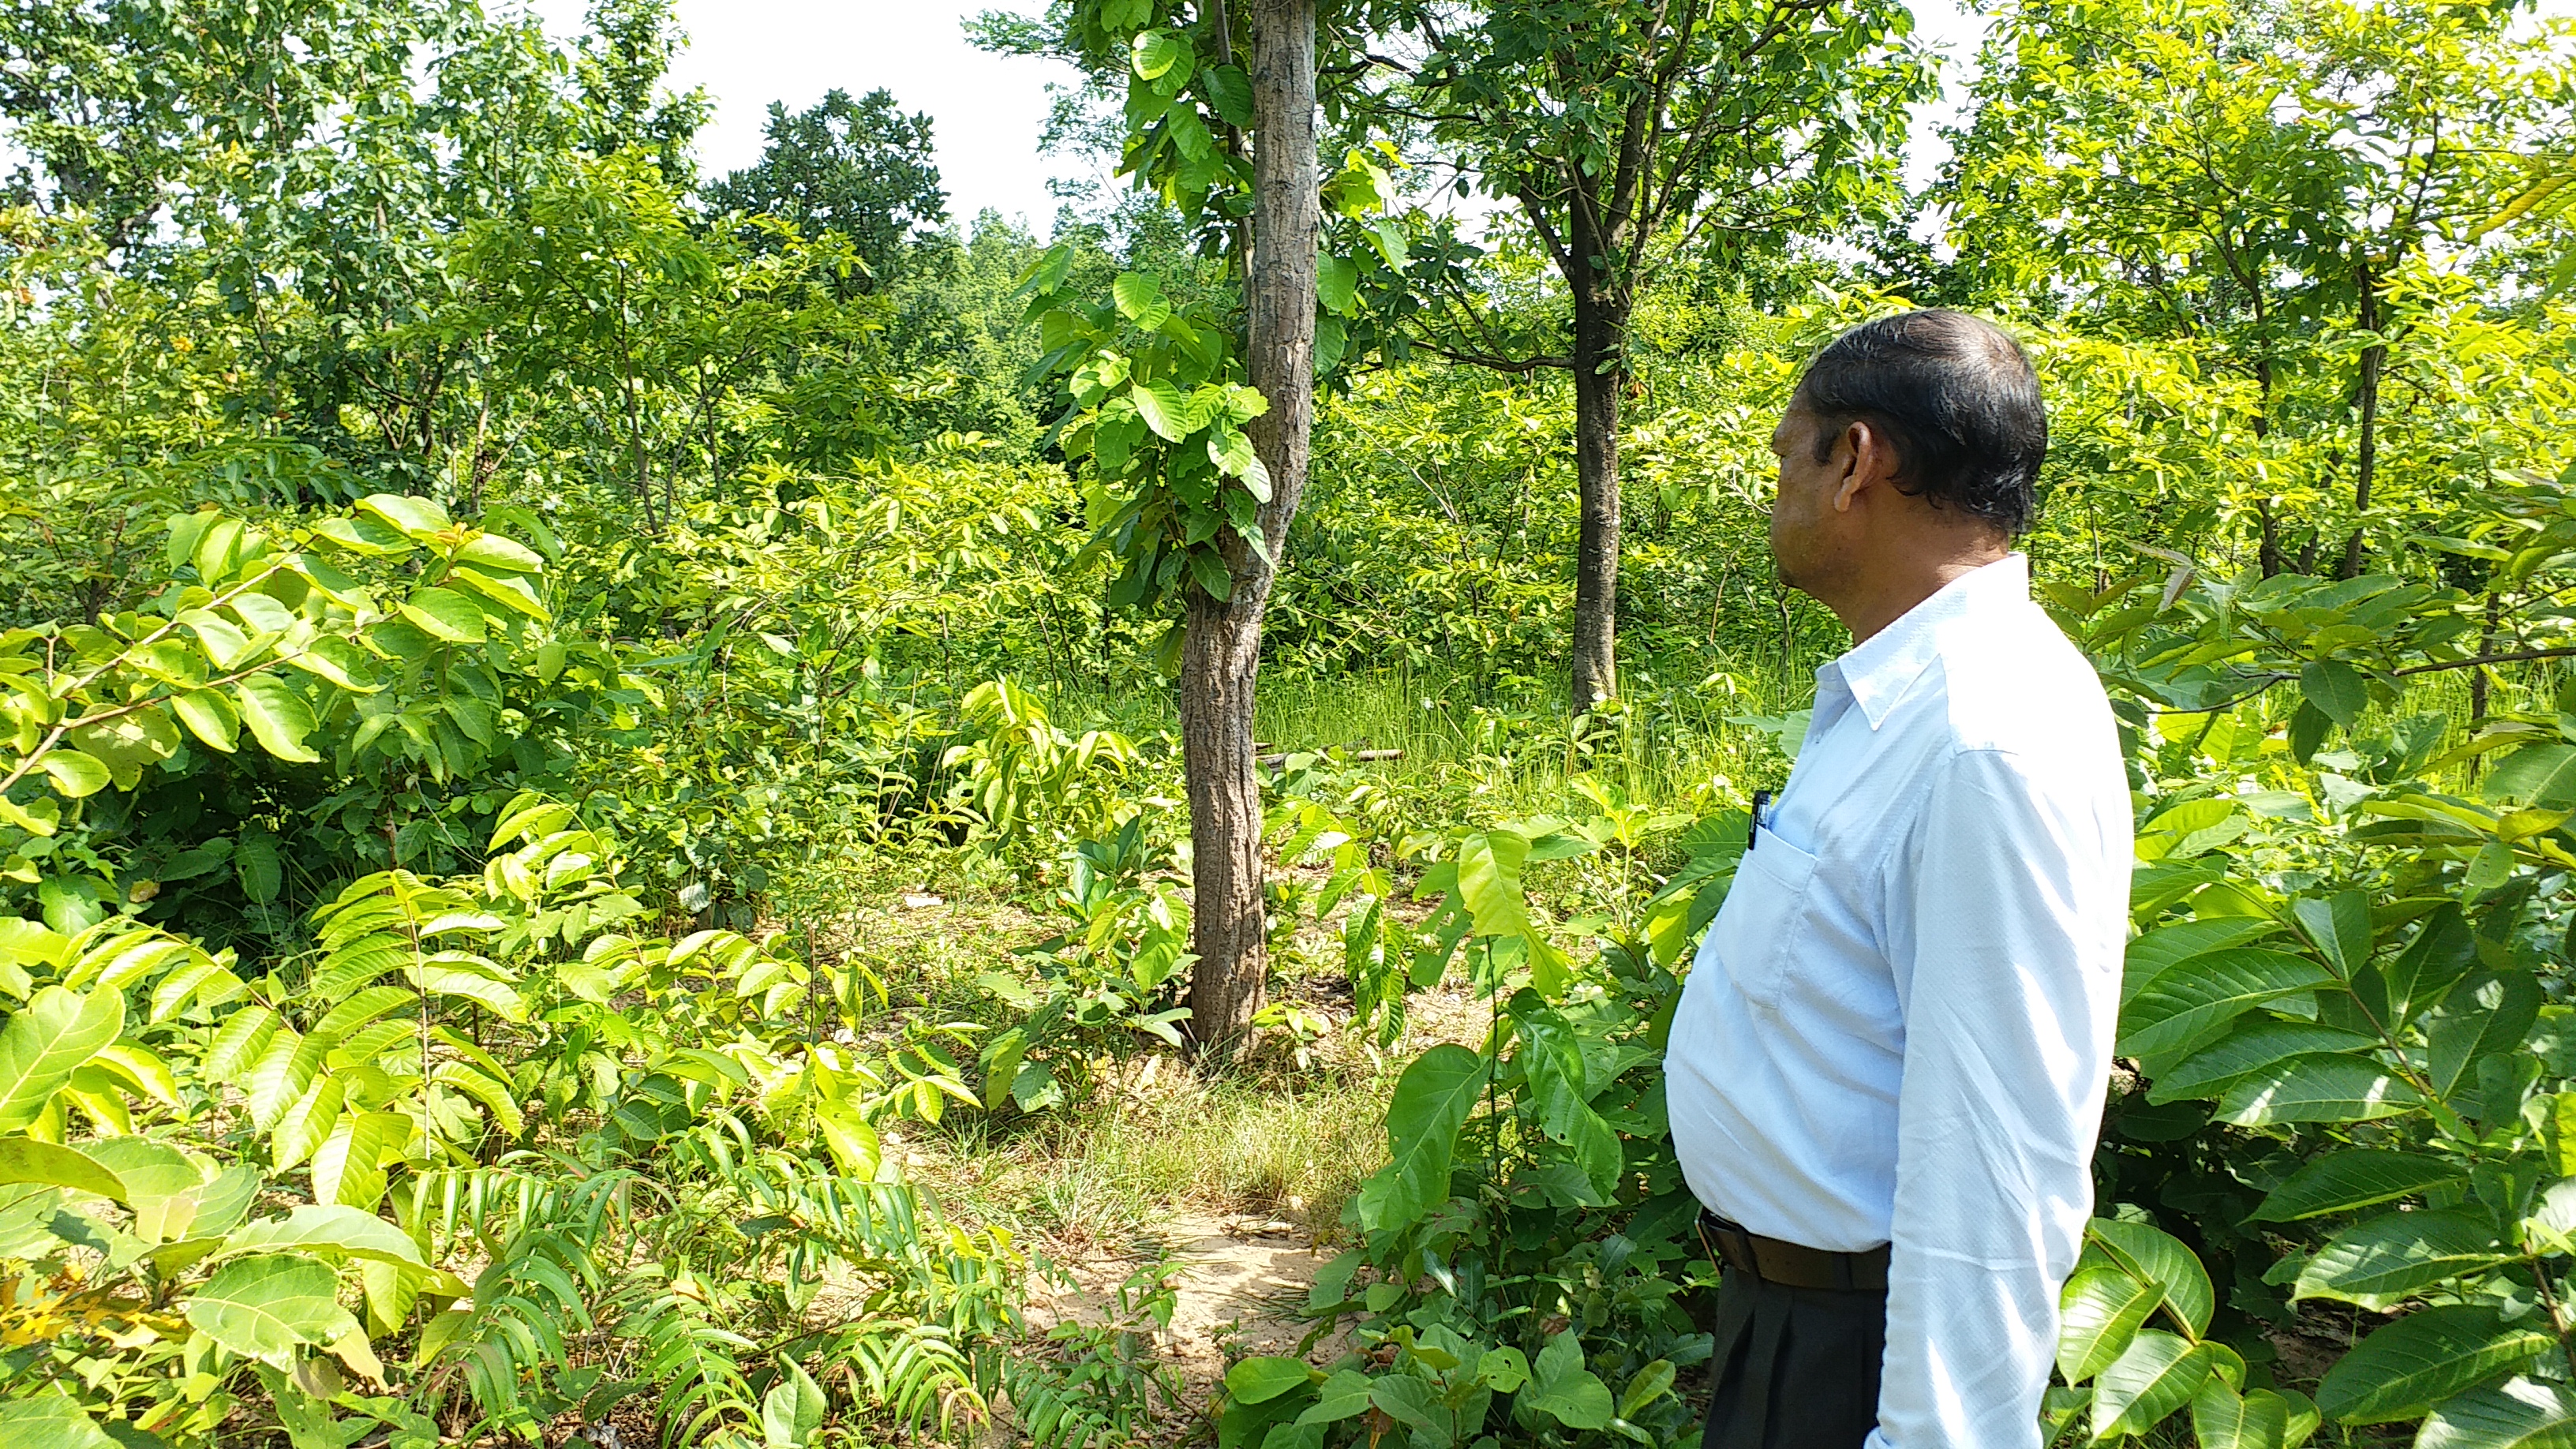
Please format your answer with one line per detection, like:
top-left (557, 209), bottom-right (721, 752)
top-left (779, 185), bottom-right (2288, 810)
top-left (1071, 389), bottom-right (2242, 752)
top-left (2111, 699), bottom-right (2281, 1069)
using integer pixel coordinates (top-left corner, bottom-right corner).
top-left (1866, 747), bottom-right (2126, 1449)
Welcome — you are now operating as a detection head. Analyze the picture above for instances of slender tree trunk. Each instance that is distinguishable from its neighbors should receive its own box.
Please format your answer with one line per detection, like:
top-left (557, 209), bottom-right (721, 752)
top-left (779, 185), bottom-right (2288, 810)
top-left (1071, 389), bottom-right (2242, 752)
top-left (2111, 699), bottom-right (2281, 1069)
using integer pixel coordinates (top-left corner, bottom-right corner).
top-left (2253, 357), bottom-right (2283, 578)
top-left (1567, 189), bottom-right (1623, 712)
top-left (2339, 261), bottom-right (2383, 581)
top-left (1184, 0), bottom-right (1318, 1054)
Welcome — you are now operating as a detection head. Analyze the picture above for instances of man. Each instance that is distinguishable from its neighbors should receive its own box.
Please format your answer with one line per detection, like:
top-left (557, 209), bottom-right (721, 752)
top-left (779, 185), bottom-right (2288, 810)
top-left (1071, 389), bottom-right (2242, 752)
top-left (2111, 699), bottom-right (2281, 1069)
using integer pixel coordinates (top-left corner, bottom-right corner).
top-left (1665, 309), bottom-right (2132, 1447)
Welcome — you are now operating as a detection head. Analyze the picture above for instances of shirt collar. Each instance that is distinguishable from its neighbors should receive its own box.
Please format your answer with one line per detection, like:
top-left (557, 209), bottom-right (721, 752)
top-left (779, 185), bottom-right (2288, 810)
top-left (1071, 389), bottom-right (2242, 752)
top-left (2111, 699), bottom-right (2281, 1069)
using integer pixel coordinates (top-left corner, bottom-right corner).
top-left (1816, 553), bottom-right (2031, 730)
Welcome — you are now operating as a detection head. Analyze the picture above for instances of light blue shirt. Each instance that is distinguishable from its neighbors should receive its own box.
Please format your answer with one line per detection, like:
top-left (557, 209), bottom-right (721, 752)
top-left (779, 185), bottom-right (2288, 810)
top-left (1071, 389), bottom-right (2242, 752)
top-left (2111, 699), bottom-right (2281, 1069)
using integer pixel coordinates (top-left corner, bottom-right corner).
top-left (1666, 554), bottom-right (2133, 1447)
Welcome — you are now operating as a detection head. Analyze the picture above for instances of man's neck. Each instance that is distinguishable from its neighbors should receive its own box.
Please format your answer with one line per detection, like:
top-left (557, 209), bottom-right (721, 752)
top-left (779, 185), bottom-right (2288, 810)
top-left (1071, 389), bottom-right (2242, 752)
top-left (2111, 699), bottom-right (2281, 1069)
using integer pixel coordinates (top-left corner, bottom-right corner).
top-left (1829, 547), bottom-right (2012, 644)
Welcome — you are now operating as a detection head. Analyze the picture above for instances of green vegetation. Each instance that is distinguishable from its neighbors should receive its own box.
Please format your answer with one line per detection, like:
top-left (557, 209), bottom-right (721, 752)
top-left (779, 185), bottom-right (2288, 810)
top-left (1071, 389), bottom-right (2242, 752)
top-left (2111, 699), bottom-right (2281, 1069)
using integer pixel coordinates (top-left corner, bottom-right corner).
top-left (6, 0), bottom-right (2576, 1445)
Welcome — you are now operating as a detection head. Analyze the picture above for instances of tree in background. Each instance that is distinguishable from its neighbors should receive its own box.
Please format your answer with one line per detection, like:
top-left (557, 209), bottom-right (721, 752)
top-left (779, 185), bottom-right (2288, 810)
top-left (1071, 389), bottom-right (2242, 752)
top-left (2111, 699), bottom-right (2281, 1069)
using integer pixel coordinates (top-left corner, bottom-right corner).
top-left (703, 88), bottom-right (949, 291)
top-left (1381, 0), bottom-right (1929, 709)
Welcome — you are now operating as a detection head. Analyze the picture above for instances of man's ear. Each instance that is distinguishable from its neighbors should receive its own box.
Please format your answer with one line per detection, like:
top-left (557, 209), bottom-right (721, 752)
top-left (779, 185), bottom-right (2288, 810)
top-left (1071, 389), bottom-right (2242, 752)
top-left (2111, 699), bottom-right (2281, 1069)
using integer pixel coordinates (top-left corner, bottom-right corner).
top-left (1829, 418), bottom-right (1881, 514)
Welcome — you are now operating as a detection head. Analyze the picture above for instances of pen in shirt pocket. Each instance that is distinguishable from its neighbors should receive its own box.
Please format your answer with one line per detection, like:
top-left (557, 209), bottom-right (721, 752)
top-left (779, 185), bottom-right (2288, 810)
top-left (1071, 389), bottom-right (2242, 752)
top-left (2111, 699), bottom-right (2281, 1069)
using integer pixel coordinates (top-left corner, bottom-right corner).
top-left (1747, 788), bottom-right (1770, 852)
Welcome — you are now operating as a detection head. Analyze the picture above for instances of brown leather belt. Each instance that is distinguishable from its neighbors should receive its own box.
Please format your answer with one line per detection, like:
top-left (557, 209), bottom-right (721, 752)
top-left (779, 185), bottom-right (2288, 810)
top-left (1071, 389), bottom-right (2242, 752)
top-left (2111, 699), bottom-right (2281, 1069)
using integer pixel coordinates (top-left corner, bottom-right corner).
top-left (1697, 1209), bottom-right (1889, 1293)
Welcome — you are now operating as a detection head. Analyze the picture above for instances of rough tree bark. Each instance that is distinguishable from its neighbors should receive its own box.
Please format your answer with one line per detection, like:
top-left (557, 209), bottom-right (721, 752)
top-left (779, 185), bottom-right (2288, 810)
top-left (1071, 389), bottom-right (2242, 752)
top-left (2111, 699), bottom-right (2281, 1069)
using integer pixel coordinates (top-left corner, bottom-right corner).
top-left (1182, 0), bottom-right (1318, 1053)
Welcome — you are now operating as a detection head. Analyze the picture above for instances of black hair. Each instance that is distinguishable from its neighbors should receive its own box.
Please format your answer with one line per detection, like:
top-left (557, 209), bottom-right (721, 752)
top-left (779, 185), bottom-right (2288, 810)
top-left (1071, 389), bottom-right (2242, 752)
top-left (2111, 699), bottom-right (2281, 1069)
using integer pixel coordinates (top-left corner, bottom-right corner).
top-left (1795, 309), bottom-right (2048, 536)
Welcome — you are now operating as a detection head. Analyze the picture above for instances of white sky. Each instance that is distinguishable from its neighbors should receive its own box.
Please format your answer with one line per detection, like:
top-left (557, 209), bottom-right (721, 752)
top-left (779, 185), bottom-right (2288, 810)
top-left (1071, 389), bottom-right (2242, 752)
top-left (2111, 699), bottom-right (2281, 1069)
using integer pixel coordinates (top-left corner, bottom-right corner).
top-left (513, 0), bottom-right (1991, 237)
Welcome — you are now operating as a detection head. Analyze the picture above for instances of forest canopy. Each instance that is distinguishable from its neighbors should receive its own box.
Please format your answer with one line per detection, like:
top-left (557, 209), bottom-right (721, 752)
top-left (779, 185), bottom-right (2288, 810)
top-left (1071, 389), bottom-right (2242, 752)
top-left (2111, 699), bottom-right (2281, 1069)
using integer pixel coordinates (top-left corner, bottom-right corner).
top-left (6, 0), bottom-right (2576, 1445)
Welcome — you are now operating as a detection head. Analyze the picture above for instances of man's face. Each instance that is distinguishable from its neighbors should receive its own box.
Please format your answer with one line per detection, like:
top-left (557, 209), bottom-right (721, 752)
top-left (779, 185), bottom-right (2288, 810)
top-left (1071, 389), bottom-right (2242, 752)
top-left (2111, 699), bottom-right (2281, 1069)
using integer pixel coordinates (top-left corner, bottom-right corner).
top-left (1767, 399), bottom-right (1848, 594)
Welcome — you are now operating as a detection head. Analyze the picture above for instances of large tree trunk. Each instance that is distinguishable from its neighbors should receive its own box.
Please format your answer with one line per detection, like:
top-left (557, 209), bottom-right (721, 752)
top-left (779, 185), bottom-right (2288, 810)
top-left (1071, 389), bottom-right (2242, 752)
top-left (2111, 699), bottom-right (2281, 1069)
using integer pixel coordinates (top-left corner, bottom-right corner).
top-left (1567, 189), bottom-right (1623, 712)
top-left (1183, 0), bottom-right (1318, 1054)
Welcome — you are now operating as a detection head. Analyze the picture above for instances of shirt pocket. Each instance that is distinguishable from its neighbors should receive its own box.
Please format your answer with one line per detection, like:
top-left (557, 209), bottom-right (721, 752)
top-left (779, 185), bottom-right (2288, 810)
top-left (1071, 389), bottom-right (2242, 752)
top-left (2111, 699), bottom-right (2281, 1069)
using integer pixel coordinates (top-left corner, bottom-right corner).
top-left (1709, 829), bottom-right (1822, 1011)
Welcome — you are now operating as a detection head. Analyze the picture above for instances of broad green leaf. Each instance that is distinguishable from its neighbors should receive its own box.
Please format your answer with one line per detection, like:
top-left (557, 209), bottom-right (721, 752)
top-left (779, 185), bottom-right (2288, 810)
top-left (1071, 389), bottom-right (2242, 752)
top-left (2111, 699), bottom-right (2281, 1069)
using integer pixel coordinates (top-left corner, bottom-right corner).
top-left (0, 1136), bottom-right (125, 1201)
top-left (2485, 744), bottom-right (2576, 807)
top-left (2191, 1380), bottom-right (2294, 1449)
top-left (2125, 920), bottom-right (2281, 1009)
top-left (2300, 660), bottom-right (2368, 726)
top-left (234, 673), bottom-right (320, 763)
top-left (2252, 1150), bottom-right (2465, 1222)
top-left (1355, 1043), bottom-right (1485, 1230)
top-left (2417, 1378), bottom-right (2576, 1449)
top-left (1130, 28), bottom-right (1189, 80)
top-left (2316, 1305), bottom-right (2554, 1424)
top-left (84, 1137), bottom-right (203, 1241)
top-left (1112, 271), bottom-right (1172, 328)
top-left (1226, 1357), bottom-right (1314, 1405)
top-left (312, 1112), bottom-right (408, 1211)
top-left (1523, 1331), bottom-right (1613, 1429)
top-left (2116, 949), bottom-right (2333, 1058)
top-left (2088, 1218), bottom-right (2215, 1336)
top-left (2216, 1054), bottom-right (2421, 1125)
top-left (37, 751), bottom-right (110, 799)
top-left (2093, 1331), bottom-right (2210, 1440)
top-left (398, 586), bottom-right (487, 644)
top-left (2429, 972), bottom-right (2544, 1099)
top-left (2148, 1019), bottom-right (2376, 1102)
top-left (2296, 1210), bottom-right (2505, 1305)
top-left (173, 688), bottom-right (241, 751)
top-left (354, 494), bottom-right (451, 542)
top-left (1316, 255), bottom-right (1357, 315)
top-left (762, 1357), bottom-right (826, 1449)
top-left (0, 1398), bottom-right (120, 1449)
top-left (1294, 1369), bottom-right (1374, 1425)
top-left (1209, 425), bottom-right (1258, 479)
top-left (1133, 379), bottom-right (1191, 442)
top-left (2057, 1262), bottom-right (2160, 1383)
top-left (185, 1252), bottom-right (359, 1368)
top-left (0, 985), bottom-right (124, 1132)
top-left (2290, 891), bottom-right (2374, 975)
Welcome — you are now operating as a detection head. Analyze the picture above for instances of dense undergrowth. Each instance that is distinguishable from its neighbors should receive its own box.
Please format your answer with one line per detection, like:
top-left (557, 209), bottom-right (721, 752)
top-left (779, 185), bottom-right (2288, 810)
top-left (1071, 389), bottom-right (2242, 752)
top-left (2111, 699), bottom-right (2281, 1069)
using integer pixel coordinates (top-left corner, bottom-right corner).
top-left (11, 0), bottom-right (2576, 1445)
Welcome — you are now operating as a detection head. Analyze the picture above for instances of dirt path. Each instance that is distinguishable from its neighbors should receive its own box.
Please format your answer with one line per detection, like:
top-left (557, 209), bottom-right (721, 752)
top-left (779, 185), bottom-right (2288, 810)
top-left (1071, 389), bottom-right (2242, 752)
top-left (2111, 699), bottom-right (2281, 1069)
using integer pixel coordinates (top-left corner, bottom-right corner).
top-left (1024, 1211), bottom-right (1344, 1384)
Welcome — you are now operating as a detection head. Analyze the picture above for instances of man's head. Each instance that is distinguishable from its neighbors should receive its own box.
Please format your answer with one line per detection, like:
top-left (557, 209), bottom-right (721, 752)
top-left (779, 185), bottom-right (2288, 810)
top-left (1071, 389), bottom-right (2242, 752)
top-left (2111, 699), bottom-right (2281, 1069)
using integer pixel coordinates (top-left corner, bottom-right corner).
top-left (1767, 311), bottom-right (2047, 612)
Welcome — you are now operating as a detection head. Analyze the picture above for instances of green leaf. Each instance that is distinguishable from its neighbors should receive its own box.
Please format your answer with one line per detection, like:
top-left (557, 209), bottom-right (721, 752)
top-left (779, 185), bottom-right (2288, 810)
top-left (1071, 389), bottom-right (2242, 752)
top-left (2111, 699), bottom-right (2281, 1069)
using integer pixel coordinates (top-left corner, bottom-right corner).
top-left (1112, 271), bottom-right (1172, 328)
top-left (312, 1112), bottom-right (409, 1211)
top-left (354, 494), bottom-right (451, 542)
top-left (236, 832), bottom-right (283, 904)
top-left (1317, 255), bottom-right (1358, 315)
top-left (0, 1136), bottom-right (126, 1201)
top-left (2057, 1263), bottom-right (2161, 1383)
top-left (2216, 1053), bottom-right (2421, 1125)
top-left (2252, 1150), bottom-right (2466, 1222)
top-left (1131, 28), bottom-right (1189, 80)
top-left (233, 674), bottom-right (320, 763)
top-left (1209, 425), bottom-right (1259, 479)
top-left (0, 1398), bottom-right (120, 1449)
top-left (2087, 1218), bottom-right (2215, 1337)
top-left (1523, 1331), bottom-right (1613, 1429)
top-left (397, 586), bottom-right (487, 644)
top-left (2316, 1305), bottom-right (2553, 1423)
top-left (1133, 379), bottom-right (1191, 442)
top-left (1294, 1369), bottom-right (1374, 1425)
top-left (1200, 63), bottom-right (1252, 126)
top-left (37, 751), bottom-right (110, 799)
top-left (762, 1357), bottom-right (826, 1449)
top-left (2300, 660), bottom-right (2369, 726)
top-left (173, 688), bottom-right (241, 752)
top-left (1355, 1043), bottom-right (1485, 1230)
top-left (2149, 1019), bottom-right (2377, 1102)
top-left (2296, 1210), bottom-right (2505, 1305)
top-left (2486, 744), bottom-right (2576, 807)
top-left (2290, 890), bottom-right (2375, 975)
top-left (2430, 972), bottom-right (2544, 1099)
top-left (184, 1252), bottom-right (360, 1368)
top-left (2417, 1379), bottom-right (2576, 1448)
top-left (226, 1204), bottom-right (425, 1268)
top-left (0, 985), bottom-right (124, 1132)
top-left (2125, 919), bottom-right (2284, 1008)
top-left (1226, 1357), bottom-right (1313, 1406)
top-left (2092, 1331), bottom-right (2210, 1440)
top-left (2191, 1379), bottom-right (2295, 1449)
top-left (85, 1137), bottom-right (204, 1241)
top-left (2116, 949), bottom-right (2334, 1058)
top-left (2289, 700), bottom-right (2331, 763)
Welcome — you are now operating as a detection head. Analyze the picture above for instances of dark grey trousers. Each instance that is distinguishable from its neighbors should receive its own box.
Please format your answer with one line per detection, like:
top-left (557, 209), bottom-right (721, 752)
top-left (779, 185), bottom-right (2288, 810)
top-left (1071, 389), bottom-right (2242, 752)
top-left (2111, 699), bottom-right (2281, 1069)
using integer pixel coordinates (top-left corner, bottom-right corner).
top-left (1700, 1270), bottom-right (1886, 1448)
